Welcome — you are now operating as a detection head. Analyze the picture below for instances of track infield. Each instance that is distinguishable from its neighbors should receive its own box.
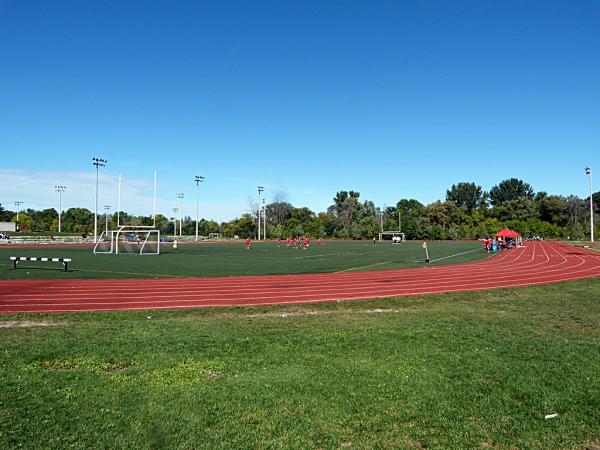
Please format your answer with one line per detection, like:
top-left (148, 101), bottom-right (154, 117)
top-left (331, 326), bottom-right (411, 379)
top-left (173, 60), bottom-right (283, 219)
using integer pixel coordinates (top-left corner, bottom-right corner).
top-left (1, 240), bottom-right (599, 314)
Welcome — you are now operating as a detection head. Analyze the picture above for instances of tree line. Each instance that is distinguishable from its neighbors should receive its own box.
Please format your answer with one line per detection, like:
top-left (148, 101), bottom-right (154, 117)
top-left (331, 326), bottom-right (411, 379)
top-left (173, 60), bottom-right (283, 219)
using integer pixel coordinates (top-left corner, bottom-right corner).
top-left (1, 178), bottom-right (598, 240)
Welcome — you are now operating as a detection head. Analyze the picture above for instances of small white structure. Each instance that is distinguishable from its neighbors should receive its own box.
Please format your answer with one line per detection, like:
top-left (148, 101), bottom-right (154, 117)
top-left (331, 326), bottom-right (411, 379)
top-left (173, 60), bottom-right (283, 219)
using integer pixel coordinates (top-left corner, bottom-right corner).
top-left (0, 222), bottom-right (16, 232)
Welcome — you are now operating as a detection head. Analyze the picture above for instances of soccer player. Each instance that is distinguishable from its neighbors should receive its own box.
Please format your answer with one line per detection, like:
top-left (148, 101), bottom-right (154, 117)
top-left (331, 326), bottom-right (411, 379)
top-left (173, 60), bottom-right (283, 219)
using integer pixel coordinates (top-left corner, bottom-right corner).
top-left (173, 238), bottom-right (178, 253)
top-left (303, 236), bottom-right (310, 250)
top-left (318, 237), bottom-right (323, 247)
top-left (286, 237), bottom-right (291, 248)
top-left (293, 237), bottom-right (298, 249)
top-left (277, 237), bottom-right (281, 248)
top-left (245, 236), bottom-right (251, 250)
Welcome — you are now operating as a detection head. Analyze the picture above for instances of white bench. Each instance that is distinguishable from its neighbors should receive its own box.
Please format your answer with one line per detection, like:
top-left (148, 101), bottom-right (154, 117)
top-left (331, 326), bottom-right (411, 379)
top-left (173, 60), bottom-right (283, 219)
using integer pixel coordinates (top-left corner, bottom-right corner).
top-left (10, 256), bottom-right (72, 272)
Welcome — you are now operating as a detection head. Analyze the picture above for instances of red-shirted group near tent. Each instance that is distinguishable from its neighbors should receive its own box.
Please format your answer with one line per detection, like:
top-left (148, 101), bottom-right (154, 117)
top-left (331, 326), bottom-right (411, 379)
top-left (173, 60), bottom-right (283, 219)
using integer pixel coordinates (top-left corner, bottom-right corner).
top-left (482, 227), bottom-right (523, 253)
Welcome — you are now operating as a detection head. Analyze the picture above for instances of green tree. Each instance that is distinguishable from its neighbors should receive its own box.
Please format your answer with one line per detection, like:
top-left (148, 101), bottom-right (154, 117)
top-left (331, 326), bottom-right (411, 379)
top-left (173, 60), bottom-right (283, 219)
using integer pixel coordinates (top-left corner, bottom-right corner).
top-left (489, 178), bottom-right (534, 206)
top-left (445, 182), bottom-right (485, 212)
top-left (332, 191), bottom-right (360, 237)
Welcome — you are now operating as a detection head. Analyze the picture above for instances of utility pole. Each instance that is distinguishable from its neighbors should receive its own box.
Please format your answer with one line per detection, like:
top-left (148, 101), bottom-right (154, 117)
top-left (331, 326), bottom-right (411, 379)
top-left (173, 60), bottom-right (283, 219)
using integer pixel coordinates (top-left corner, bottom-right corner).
top-left (586, 167), bottom-right (594, 242)
top-left (92, 157), bottom-right (107, 243)
top-left (176, 193), bottom-right (184, 237)
top-left (14, 201), bottom-right (23, 231)
top-left (55, 186), bottom-right (66, 232)
top-left (104, 205), bottom-right (111, 235)
top-left (257, 186), bottom-right (264, 240)
top-left (195, 176), bottom-right (205, 242)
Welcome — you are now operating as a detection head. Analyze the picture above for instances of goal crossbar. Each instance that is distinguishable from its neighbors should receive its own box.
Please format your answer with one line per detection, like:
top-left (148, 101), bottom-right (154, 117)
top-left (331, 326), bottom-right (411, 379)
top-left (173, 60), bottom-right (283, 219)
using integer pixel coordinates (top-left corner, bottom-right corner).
top-left (379, 231), bottom-right (405, 243)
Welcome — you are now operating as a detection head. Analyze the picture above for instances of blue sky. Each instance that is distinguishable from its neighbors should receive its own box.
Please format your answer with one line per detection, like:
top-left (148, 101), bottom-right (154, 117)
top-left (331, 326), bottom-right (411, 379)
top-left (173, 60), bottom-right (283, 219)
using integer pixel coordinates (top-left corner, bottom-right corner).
top-left (1, 0), bottom-right (599, 221)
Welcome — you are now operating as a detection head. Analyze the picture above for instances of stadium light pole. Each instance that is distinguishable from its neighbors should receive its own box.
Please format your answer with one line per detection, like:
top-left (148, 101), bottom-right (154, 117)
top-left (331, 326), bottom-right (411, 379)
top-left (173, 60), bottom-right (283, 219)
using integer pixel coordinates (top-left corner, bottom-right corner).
top-left (104, 205), bottom-right (111, 235)
top-left (55, 186), bottom-right (66, 233)
top-left (172, 208), bottom-right (178, 235)
top-left (177, 193), bottom-right (184, 237)
top-left (257, 186), bottom-right (264, 240)
top-left (92, 157), bottom-right (107, 243)
top-left (262, 198), bottom-right (266, 240)
top-left (379, 210), bottom-right (384, 233)
top-left (399, 211), bottom-right (402, 233)
top-left (14, 201), bottom-right (23, 232)
top-left (194, 176), bottom-right (205, 242)
top-left (585, 167), bottom-right (594, 242)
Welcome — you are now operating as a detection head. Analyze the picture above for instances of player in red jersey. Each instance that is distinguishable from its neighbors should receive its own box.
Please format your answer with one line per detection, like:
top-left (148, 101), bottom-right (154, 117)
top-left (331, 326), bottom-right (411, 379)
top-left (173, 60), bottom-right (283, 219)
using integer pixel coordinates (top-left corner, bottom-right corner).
top-left (277, 237), bottom-right (281, 247)
top-left (303, 236), bottom-right (310, 250)
top-left (245, 237), bottom-right (251, 250)
top-left (286, 237), bottom-right (291, 248)
top-left (293, 237), bottom-right (298, 249)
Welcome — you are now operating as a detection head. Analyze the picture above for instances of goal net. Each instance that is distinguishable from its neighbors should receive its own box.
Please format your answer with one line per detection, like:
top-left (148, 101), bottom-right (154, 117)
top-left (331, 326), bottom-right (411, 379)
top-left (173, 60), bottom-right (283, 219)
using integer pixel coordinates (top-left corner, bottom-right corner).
top-left (94, 227), bottom-right (160, 255)
top-left (378, 232), bottom-right (405, 243)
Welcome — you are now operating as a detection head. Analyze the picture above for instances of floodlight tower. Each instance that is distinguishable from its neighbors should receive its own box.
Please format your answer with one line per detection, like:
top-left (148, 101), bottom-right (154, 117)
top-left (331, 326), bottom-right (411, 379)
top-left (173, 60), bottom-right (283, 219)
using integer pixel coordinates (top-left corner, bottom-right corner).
top-left (262, 198), bottom-right (266, 240)
top-left (14, 201), bottom-right (23, 231)
top-left (585, 167), bottom-right (594, 242)
top-left (176, 193), bottom-right (184, 236)
top-left (55, 186), bottom-right (66, 233)
top-left (257, 186), bottom-right (264, 240)
top-left (194, 176), bottom-right (205, 242)
top-left (104, 205), bottom-right (111, 234)
top-left (172, 208), bottom-right (178, 235)
top-left (92, 157), bottom-right (107, 243)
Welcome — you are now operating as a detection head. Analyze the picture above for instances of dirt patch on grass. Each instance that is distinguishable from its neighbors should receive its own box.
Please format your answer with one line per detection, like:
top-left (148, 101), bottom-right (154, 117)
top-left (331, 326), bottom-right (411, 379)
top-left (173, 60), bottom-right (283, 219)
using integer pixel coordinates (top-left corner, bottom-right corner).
top-left (0, 320), bottom-right (62, 328)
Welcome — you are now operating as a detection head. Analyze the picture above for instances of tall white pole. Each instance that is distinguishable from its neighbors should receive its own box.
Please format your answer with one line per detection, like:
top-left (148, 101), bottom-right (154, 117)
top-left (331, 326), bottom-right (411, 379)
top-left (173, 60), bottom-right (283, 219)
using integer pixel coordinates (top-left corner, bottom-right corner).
top-left (586, 167), bottom-right (594, 242)
top-left (262, 198), bottom-right (266, 240)
top-left (92, 157), bottom-right (107, 243)
top-left (104, 205), bottom-right (111, 234)
top-left (195, 176), bottom-right (205, 242)
top-left (55, 186), bottom-right (66, 233)
top-left (257, 186), bottom-right (264, 240)
top-left (14, 201), bottom-right (23, 231)
top-left (177, 193), bottom-right (184, 236)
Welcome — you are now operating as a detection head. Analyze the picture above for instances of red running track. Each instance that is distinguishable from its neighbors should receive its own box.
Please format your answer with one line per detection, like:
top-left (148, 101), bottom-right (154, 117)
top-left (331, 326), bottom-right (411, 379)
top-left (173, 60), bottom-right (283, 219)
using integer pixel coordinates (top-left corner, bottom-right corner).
top-left (1, 241), bottom-right (599, 314)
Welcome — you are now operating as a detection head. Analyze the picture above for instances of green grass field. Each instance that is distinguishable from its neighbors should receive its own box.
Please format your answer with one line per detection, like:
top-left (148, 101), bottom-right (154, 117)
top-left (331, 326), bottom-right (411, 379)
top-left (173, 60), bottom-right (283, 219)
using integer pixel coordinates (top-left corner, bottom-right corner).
top-left (0, 240), bottom-right (489, 280)
top-left (1, 279), bottom-right (599, 448)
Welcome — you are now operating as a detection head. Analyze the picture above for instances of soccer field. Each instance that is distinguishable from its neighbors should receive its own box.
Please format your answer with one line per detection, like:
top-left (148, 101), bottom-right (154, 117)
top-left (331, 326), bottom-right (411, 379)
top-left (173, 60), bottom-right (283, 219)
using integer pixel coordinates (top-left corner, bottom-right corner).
top-left (0, 240), bottom-right (488, 280)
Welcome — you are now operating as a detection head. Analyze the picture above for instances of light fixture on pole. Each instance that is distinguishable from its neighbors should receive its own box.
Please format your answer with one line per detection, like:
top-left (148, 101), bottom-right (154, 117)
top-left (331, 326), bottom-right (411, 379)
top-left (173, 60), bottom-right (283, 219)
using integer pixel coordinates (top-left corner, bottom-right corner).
top-left (92, 157), bottom-right (107, 243)
top-left (104, 205), bottom-right (111, 235)
top-left (257, 186), bottom-right (264, 240)
top-left (55, 186), bottom-right (66, 233)
top-left (585, 167), bottom-right (594, 242)
top-left (14, 201), bottom-right (23, 232)
top-left (176, 193), bottom-right (184, 237)
top-left (194, 176), bottom-right (205, 242)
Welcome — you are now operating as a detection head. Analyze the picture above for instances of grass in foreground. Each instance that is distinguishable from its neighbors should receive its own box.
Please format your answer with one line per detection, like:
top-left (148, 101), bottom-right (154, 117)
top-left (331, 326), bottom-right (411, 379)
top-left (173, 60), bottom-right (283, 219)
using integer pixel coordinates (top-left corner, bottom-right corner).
top-left (1, 278), bottom-right (600, 448)
top-left (0, 240), bottom-right (488, 280)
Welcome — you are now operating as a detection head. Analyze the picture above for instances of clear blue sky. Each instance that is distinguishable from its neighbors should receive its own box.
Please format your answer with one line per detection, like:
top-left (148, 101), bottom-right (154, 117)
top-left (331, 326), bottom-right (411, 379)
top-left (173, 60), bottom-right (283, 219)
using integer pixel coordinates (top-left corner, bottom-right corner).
top-left (1, 0), bottom-right (599, 221)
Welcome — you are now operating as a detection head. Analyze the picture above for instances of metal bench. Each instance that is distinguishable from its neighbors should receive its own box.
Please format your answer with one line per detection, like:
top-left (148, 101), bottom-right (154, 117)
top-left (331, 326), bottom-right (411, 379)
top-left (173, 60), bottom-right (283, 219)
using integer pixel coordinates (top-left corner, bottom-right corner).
top-left (10, 256), bottom-right (72, 272)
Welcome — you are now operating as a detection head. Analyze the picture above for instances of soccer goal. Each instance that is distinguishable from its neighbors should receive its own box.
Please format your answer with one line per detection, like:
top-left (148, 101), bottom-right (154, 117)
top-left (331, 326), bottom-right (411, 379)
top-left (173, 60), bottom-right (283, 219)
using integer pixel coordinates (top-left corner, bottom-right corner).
top-left (94, 226), bottom-right (161, 255)
top-left (379, 232), bottom-right (405, 243)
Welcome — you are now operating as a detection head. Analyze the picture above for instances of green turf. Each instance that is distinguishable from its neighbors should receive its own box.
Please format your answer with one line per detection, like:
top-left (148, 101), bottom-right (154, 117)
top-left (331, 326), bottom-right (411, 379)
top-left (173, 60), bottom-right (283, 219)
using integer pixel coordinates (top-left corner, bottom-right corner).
top-left (0, 240), bottom-right (490, 280)
top-left (1, 279), bottom-right (599, 448)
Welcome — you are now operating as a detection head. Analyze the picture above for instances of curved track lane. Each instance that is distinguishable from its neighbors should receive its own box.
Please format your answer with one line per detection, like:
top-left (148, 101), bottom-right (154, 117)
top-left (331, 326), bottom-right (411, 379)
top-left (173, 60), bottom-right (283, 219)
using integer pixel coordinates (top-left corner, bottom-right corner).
top-left (1, 241), bottom-right (599, 314)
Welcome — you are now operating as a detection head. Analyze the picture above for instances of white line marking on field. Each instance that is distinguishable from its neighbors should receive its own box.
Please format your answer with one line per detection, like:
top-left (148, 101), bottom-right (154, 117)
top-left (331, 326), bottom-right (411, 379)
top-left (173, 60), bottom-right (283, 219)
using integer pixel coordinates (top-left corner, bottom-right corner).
top-left (334, 261), bottom-right (393, 273)
top-left (428, 247), bottom-right (483, 263)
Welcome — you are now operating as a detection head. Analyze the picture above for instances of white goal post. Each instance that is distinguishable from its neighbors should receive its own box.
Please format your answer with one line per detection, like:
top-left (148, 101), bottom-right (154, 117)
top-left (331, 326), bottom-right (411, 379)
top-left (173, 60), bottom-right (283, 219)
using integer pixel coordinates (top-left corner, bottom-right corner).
top-left (94, 226), bottom-right (161, 255)
top-left (378, 232), bottom-right (405, 243)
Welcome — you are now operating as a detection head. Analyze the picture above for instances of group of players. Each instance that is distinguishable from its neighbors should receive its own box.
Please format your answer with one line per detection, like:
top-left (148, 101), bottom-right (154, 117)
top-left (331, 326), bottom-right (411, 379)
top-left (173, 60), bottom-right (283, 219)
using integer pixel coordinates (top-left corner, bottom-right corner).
top-left (245, 236), bottom-right (324, 250)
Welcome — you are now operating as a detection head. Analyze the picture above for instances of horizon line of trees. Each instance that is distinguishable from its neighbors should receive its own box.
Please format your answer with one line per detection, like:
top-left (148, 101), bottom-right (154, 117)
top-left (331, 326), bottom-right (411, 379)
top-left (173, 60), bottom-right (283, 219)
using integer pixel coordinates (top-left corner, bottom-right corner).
top-left (1, 178), bottom-right (598, 240)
